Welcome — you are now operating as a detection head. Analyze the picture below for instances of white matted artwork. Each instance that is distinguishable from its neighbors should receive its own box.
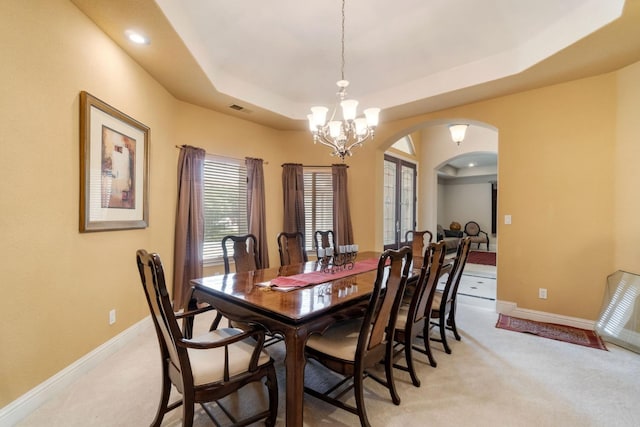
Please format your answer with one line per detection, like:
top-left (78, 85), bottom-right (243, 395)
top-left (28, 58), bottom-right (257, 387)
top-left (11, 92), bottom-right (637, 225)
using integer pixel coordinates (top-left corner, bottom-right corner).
top-left (79, 91), bottom-right (149, 232)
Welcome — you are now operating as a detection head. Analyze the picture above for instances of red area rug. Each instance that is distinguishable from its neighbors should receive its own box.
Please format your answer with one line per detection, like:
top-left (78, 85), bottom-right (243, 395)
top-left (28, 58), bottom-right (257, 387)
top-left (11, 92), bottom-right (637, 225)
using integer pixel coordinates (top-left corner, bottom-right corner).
top-left (496, 314), bottom-right (607, 350)
top-left (467, 251), bottom-right (496, 266)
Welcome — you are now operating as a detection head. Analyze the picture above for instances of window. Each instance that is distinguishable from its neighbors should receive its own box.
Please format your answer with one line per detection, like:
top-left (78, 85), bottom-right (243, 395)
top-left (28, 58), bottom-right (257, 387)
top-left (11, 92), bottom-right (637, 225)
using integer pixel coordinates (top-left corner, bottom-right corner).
top-left (383, 155), bottom-right (416, 249)
top-left (303, 168), bottom-right (333, 251)
top-left (391, 135), bottom-right (415, 155)
top-left (202, 155), bottom-right (247, 264)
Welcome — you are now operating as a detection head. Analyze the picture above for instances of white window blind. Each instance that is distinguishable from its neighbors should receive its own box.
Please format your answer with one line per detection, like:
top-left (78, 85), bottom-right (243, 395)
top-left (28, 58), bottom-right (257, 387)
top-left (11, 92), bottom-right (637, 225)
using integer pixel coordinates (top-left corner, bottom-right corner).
top-left (303, 169), bottom-right (333, 251)
top-left (203, 155), bottom-right (247, 264)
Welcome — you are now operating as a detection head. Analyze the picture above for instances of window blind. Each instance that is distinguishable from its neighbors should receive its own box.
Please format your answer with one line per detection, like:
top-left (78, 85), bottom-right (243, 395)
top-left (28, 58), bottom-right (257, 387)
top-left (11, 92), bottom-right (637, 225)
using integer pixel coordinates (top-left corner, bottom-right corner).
top-left (203, 156), bottom-right (247, 264)
top-left (303, 169), bottom-right (333, 251)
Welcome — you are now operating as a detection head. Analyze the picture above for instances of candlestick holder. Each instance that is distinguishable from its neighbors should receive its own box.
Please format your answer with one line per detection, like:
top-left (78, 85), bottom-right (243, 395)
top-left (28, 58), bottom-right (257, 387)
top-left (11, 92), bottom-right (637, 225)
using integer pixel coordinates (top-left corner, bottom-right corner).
top-left (318, 244), bottom-right (359, 274)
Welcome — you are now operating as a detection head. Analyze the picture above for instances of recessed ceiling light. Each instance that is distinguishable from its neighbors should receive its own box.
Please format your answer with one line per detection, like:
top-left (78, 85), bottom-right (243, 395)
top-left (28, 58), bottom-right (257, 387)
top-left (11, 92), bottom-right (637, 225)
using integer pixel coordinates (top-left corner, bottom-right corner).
top-left (125, 30), bottom-right (150, 45)
top-left (469, 163), bottom-right (475, 167)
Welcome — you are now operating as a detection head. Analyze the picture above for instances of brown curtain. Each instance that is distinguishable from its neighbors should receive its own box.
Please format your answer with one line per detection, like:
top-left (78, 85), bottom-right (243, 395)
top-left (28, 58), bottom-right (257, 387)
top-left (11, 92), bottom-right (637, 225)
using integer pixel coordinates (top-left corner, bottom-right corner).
top-left (246, 157), bottom-right (269, 268)
top-left (173, 145), bottom-right (205, 310)
top-left (282, 163), bottom-right (305, 234)
top-left (332, 164), bottom-right (354, 245)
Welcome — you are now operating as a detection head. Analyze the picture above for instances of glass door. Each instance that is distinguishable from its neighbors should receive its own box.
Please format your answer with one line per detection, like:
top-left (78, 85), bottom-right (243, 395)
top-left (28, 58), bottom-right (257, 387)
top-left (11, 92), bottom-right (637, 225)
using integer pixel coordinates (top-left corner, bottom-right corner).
top-left (383, 155), bottom-right (416, 250)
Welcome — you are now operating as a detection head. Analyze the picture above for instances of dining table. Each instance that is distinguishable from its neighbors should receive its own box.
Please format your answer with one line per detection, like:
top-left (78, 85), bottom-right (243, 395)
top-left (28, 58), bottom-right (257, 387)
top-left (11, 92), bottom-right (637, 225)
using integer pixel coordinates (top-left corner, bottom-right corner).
top-left (191, 250), bottom-right (410, 426)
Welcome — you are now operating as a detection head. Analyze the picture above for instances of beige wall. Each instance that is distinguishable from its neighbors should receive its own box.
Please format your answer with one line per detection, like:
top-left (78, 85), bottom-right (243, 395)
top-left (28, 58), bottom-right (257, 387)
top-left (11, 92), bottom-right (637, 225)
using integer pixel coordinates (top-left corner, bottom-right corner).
top-left (614, 61), bottom-right (640, 270)
top-left (1, 0), bottom-right (174, 404)
top-left (3, 0), bottom-right (640, 410)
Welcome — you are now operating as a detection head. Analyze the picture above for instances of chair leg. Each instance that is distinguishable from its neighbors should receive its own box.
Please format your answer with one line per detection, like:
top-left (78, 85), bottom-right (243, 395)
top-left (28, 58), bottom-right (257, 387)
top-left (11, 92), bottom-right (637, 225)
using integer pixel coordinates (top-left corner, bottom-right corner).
top-left (182, 395), bottom-right (194, 427)
top-left (151, 371), bottom-right (172, 427)
top-left (419, 324), bottom-right (438, 367)
top-left (353, 370), bottom-right (372, 427)
top-left (404, 339), bottom-right (421, 387)
top-left (436, 310), bottom-right (451, 354)
top-left (265, 367), bottom-right (279, 427)
top-left (384, 351), bottom-right (401, 406)
top-left (439, 312), bottom-right (452, 354)
top-left (447, 307), bottom-right (462, 341)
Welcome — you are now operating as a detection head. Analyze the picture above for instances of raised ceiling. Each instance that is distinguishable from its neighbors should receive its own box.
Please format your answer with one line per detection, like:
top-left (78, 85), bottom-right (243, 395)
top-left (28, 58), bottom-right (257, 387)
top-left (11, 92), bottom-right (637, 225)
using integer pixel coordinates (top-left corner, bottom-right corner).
top-left (71, 0), bottom-right (640, 130)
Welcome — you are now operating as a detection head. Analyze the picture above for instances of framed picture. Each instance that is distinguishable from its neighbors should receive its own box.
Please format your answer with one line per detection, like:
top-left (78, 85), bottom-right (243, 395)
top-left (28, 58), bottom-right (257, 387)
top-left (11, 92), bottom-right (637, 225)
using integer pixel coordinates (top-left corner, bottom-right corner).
top-left (79, 91), bottom-right (149, 232)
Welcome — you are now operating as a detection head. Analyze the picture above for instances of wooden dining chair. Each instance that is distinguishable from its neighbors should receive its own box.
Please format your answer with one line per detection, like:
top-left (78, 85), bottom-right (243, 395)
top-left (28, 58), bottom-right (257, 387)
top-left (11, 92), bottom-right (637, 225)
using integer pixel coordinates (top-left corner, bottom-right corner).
top-left (405, 230), bottom-right (433, 258)
top-left (277, 231), bottom-right (308, 266)
top-left (222, 233), bottom-right (260, 274)
top-left (393, 240), bottom-right (447, 387)
top-left (313, 229), bottom-right (336, 257)
top-left (431, 237), bottom-right (472, 354)
top-left (135, 249), bottom-right (278, 427)
top-left (220, 234), bottom-right (283, 345)
top-left (303, 247), bottom-right (412, 427)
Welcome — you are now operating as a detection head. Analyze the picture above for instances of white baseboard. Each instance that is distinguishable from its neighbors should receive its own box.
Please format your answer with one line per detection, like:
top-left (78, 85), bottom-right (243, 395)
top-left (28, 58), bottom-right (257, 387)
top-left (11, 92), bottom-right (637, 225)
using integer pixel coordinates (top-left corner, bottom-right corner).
top-left (496, 300), bottom-right (595, 330)
top-left (0, 317), bottom-right (150, 427)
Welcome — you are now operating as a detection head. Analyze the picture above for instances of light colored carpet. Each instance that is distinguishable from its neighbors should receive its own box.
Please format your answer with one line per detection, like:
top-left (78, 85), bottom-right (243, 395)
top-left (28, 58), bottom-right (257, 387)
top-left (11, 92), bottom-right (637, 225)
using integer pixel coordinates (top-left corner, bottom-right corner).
top-left (18, 298), bottom-right (640, 426)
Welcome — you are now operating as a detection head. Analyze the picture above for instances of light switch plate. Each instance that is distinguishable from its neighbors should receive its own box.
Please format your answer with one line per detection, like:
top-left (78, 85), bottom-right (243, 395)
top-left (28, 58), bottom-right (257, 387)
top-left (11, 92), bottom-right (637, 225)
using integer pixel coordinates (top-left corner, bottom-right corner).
top-left (505, 214), bottom-right (512, 224)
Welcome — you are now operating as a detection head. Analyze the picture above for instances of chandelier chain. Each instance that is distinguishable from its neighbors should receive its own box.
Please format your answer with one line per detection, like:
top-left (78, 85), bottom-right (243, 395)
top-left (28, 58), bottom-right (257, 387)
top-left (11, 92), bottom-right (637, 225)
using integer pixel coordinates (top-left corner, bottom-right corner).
top-left (341, 0), bottom-right (345, 81)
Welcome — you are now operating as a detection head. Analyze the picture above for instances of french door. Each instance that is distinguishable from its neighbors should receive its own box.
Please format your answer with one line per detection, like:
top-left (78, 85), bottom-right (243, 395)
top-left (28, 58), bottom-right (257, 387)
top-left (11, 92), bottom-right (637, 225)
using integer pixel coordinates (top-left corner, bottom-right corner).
top-left (383, 155), bottom-right (416, 250)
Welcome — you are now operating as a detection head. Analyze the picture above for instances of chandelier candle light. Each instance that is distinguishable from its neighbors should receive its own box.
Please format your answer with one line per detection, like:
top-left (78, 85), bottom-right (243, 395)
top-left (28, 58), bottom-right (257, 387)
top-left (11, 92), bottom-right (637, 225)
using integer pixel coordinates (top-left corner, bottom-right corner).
top-left (308, 0), bottom-right (380, 160)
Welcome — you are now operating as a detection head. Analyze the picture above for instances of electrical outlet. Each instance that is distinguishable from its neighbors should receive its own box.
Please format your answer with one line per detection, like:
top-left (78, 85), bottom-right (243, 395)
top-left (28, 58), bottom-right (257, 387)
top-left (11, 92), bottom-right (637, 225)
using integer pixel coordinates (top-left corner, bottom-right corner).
top-left (109, 309), bottom-right (116, 325)
top-left (538, 288), bottom-right (547, 299)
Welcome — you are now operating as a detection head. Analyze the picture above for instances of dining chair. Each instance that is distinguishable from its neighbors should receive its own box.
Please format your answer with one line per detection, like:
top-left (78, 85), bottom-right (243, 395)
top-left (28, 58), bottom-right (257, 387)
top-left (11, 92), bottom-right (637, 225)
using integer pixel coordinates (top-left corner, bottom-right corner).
top-left (313, 229), bottom-right (336, 257)
top-left (221, 234), bottom-right (283, 346)
top-left (222, 233), bottom-right (260, 274)
top-left (405, 230), bottom-right (433, 258)
top-left (393, 240), bottom-right (447, 387)
top-left (203, 234), bottom-right (261, 332)
top-left (303, 246), bottom-right (412, 427)
top-left (431, 237), bottom-right (472, 354)
top-left (135, 249), bottom-right (278, 427)
top-left (277, 231), bottom-right (308, 266)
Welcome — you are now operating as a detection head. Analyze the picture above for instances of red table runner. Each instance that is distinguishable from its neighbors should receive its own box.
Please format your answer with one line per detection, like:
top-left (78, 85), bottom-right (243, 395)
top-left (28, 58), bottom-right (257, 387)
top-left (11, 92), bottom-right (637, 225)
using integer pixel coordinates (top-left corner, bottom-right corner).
top-left (269, 257), bottom-right (380, 289)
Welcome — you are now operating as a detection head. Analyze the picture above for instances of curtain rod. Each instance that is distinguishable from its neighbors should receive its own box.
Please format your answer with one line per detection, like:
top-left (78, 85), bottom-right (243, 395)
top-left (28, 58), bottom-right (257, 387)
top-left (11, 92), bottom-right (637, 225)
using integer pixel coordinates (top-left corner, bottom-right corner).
top-left (175, 145), bottom-right (268, 164)
top-left (281, 164), bottom-right (348, 168)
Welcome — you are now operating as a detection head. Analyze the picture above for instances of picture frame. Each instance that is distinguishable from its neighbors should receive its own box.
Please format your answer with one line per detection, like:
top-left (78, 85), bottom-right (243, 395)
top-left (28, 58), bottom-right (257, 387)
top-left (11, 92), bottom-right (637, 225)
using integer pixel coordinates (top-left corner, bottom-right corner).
top-left (79, 91), bottom-right (149, 232)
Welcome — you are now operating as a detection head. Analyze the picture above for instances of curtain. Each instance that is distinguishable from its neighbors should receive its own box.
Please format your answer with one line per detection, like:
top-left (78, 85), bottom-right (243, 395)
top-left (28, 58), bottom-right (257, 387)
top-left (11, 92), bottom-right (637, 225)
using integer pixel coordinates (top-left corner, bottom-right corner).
top-left (173, 145), bottom-right (205, 310)
top-left (332, 164), bottom-right (354, 245)
top-left (246, 157), bottom-right (269, 268)
top-left (282, 163), bottom-right (305, 234)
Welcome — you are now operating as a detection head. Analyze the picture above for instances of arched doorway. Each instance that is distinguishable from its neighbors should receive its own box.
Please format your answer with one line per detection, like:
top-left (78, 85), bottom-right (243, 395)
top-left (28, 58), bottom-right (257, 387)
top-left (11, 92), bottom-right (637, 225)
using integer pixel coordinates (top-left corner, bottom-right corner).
top-left (383, 120), bottom-right (499, 307)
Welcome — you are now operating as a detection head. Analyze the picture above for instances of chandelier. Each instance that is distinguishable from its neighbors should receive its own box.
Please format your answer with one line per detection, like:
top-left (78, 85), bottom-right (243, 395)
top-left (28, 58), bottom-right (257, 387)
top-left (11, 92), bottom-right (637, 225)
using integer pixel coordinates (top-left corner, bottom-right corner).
top-left (307, 0), bottom-right (380, 160)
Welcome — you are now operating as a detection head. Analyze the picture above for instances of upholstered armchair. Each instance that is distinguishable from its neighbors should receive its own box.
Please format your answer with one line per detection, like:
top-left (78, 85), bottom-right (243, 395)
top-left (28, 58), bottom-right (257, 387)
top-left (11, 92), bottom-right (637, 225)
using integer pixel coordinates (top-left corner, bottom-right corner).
top-left (463, 221), bottom-right (490, 250)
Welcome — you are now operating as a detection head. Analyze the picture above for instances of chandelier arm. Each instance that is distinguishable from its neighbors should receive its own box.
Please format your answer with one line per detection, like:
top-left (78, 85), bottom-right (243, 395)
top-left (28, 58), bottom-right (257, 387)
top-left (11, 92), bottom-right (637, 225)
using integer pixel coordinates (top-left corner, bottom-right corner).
top-left (315, 138), bottom-right (338, 150)
top-left (315, 134), bottom-right (344, 150)
top-left (344, 133), bottom-right (370, 152)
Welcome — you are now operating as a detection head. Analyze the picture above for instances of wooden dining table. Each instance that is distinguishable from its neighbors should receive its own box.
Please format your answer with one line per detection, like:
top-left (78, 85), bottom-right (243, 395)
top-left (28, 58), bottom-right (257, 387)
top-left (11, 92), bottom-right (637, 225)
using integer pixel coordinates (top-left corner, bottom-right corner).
top-left (191, 251), bottom-right (397, 426)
